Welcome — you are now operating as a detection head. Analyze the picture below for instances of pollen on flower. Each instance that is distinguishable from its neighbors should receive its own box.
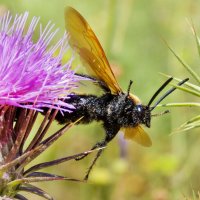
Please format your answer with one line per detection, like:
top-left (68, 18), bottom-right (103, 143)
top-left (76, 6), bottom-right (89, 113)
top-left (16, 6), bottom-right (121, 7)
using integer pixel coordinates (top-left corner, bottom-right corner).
top-left (0, 12), bottom-right (80, 112)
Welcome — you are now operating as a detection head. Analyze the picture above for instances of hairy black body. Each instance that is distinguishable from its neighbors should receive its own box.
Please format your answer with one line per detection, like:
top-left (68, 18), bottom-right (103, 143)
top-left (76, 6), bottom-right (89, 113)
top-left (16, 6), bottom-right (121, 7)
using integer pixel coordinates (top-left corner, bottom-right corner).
top-left (55, 93), bottom-right (150, 142)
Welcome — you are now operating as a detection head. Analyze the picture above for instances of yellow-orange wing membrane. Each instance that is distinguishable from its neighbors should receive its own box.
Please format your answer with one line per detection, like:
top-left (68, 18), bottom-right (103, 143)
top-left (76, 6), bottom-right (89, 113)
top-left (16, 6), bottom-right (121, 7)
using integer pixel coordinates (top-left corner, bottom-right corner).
top-left (65, 6), bottom-right (122, 94)
top-left (123, 126), bottom-right (152, 147)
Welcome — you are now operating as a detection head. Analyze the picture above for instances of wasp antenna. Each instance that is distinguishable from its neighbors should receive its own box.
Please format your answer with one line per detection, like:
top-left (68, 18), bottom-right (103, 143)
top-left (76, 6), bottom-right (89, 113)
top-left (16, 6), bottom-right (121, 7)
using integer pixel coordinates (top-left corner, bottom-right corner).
top-left (150, 78), bottom-right (189, 111)
top-left (147, 77), bottom-right (173, 107)
top-left (151, 110), bottom-right (170, 117)
top-left (127, 80), bottom-right (133, 96)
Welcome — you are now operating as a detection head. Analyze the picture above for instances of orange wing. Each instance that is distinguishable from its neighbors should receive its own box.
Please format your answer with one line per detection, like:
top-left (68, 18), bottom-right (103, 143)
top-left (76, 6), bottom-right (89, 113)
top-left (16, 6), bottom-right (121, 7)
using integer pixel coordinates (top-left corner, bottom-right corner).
top-left (65, 6), bottom-right (122, 94)
top-left (123, 126), bottom-right (152, 147)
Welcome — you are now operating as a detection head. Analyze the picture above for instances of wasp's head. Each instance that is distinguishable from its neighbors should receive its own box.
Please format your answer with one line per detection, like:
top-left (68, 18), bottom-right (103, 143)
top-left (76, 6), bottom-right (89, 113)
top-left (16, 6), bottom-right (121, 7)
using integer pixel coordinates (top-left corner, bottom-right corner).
top-left (127, 77), bottom-right (188, 128)
top-left (135, 105), bottom-right (151, 128)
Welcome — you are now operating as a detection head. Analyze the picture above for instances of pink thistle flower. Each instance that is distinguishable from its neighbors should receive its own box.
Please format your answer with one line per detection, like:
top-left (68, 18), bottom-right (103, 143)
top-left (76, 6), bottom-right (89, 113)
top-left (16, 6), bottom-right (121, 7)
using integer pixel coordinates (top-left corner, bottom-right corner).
top-left (0, 12), bottom-right (80, 111)
top-left (0, 12), bottom-right (95, 199)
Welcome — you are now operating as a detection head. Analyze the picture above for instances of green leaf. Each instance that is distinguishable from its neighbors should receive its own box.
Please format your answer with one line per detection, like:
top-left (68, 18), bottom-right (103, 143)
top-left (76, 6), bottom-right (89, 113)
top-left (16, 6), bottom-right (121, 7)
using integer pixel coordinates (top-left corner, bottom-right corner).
top-left (160, 102), bottom-right (200, 107)
top-left (190, 21), bottom-right (200, 58)
top-left (160, 73), bottom-right (200, 93)
top-left (163, 40), bottom-right (200, 84)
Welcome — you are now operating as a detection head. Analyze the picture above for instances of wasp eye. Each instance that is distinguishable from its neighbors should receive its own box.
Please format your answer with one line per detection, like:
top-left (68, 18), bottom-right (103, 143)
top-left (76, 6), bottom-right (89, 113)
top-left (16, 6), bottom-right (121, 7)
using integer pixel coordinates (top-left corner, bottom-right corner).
top-left (136, 105), bottom-right (142, 113)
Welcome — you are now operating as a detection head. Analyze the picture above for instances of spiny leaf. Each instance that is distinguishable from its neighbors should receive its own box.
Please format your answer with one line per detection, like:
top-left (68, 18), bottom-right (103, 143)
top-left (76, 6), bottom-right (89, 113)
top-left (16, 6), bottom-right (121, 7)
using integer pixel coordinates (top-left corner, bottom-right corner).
top-left (0, 147), bottom-right (41, 173)
top-left (172, 115), bottom-right (200, 133)
top-left (14, 194), bottom-right (28, 200)
top-left (8, 176), bottom-right (80, 185)
top-left (18, 185), bottom-right (53, 200)
top-left (26, 109), bottom-right (58, 152)
top-left (160, 73), bottom-right (200, 93)
top-left (169, 84), bottom-right (200, 98)
top-left (160, 102), bottom-right (200, 107)
top-left (189, 20), bottom-right (200, 58)
top-left (163, 39), bottom-right (200, 84)
top-left (24, 172), bottom-right (81, 182)
top-left (15, 121), bottom-right (77, 173)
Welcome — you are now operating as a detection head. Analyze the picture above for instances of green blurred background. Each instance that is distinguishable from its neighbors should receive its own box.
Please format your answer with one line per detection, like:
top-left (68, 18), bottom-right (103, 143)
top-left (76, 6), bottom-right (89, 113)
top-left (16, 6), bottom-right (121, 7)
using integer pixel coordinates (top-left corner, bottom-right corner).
top-left (1, 0), bottom-right (200, 199)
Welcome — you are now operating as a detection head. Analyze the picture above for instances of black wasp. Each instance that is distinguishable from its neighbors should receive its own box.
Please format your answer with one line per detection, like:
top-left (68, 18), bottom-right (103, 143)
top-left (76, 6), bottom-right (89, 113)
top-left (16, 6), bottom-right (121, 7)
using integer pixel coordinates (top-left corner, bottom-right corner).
top-left (53, 7), bottom-right (188, 180)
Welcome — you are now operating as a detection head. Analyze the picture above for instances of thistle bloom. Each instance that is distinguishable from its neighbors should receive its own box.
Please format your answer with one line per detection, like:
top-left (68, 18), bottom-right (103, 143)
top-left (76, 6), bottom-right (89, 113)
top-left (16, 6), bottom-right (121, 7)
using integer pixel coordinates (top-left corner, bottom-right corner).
top-left (0, 11), bottom-right (78, 111)
top-left (0, 12), bottom-right (93, 199)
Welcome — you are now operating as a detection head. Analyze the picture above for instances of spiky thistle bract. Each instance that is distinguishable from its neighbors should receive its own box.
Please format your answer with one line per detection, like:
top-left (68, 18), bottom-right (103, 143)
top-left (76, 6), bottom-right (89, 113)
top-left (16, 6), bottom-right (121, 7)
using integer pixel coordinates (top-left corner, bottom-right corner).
top-left (0, 11), bottom-right (97, 200)
top-left (160, 23), bottom-right (200, 133)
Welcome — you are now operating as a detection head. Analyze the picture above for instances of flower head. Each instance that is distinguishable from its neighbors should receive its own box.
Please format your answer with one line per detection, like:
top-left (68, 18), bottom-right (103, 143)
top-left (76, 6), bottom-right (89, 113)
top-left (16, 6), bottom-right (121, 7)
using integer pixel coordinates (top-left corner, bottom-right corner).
top-left (0, 11), bottom-right (94, 200)
top-left (0, 11), bottom-right (80, 111)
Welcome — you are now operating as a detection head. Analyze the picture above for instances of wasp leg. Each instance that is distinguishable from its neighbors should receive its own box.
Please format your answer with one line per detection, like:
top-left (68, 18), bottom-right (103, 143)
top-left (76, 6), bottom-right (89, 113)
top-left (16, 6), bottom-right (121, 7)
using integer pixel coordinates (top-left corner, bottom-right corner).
top-left (76, 122), bottom-right (120, 160)
top-left (74, 123), bottom-right (120, 180)
top-left (83, 124), bottom-right (120, 181)
top-left (75, 140), bottom-right (106, 161)
top-left (73, 140), bottom-right (107, 181)
top-left (84, 147), bottom-right (104, 181)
